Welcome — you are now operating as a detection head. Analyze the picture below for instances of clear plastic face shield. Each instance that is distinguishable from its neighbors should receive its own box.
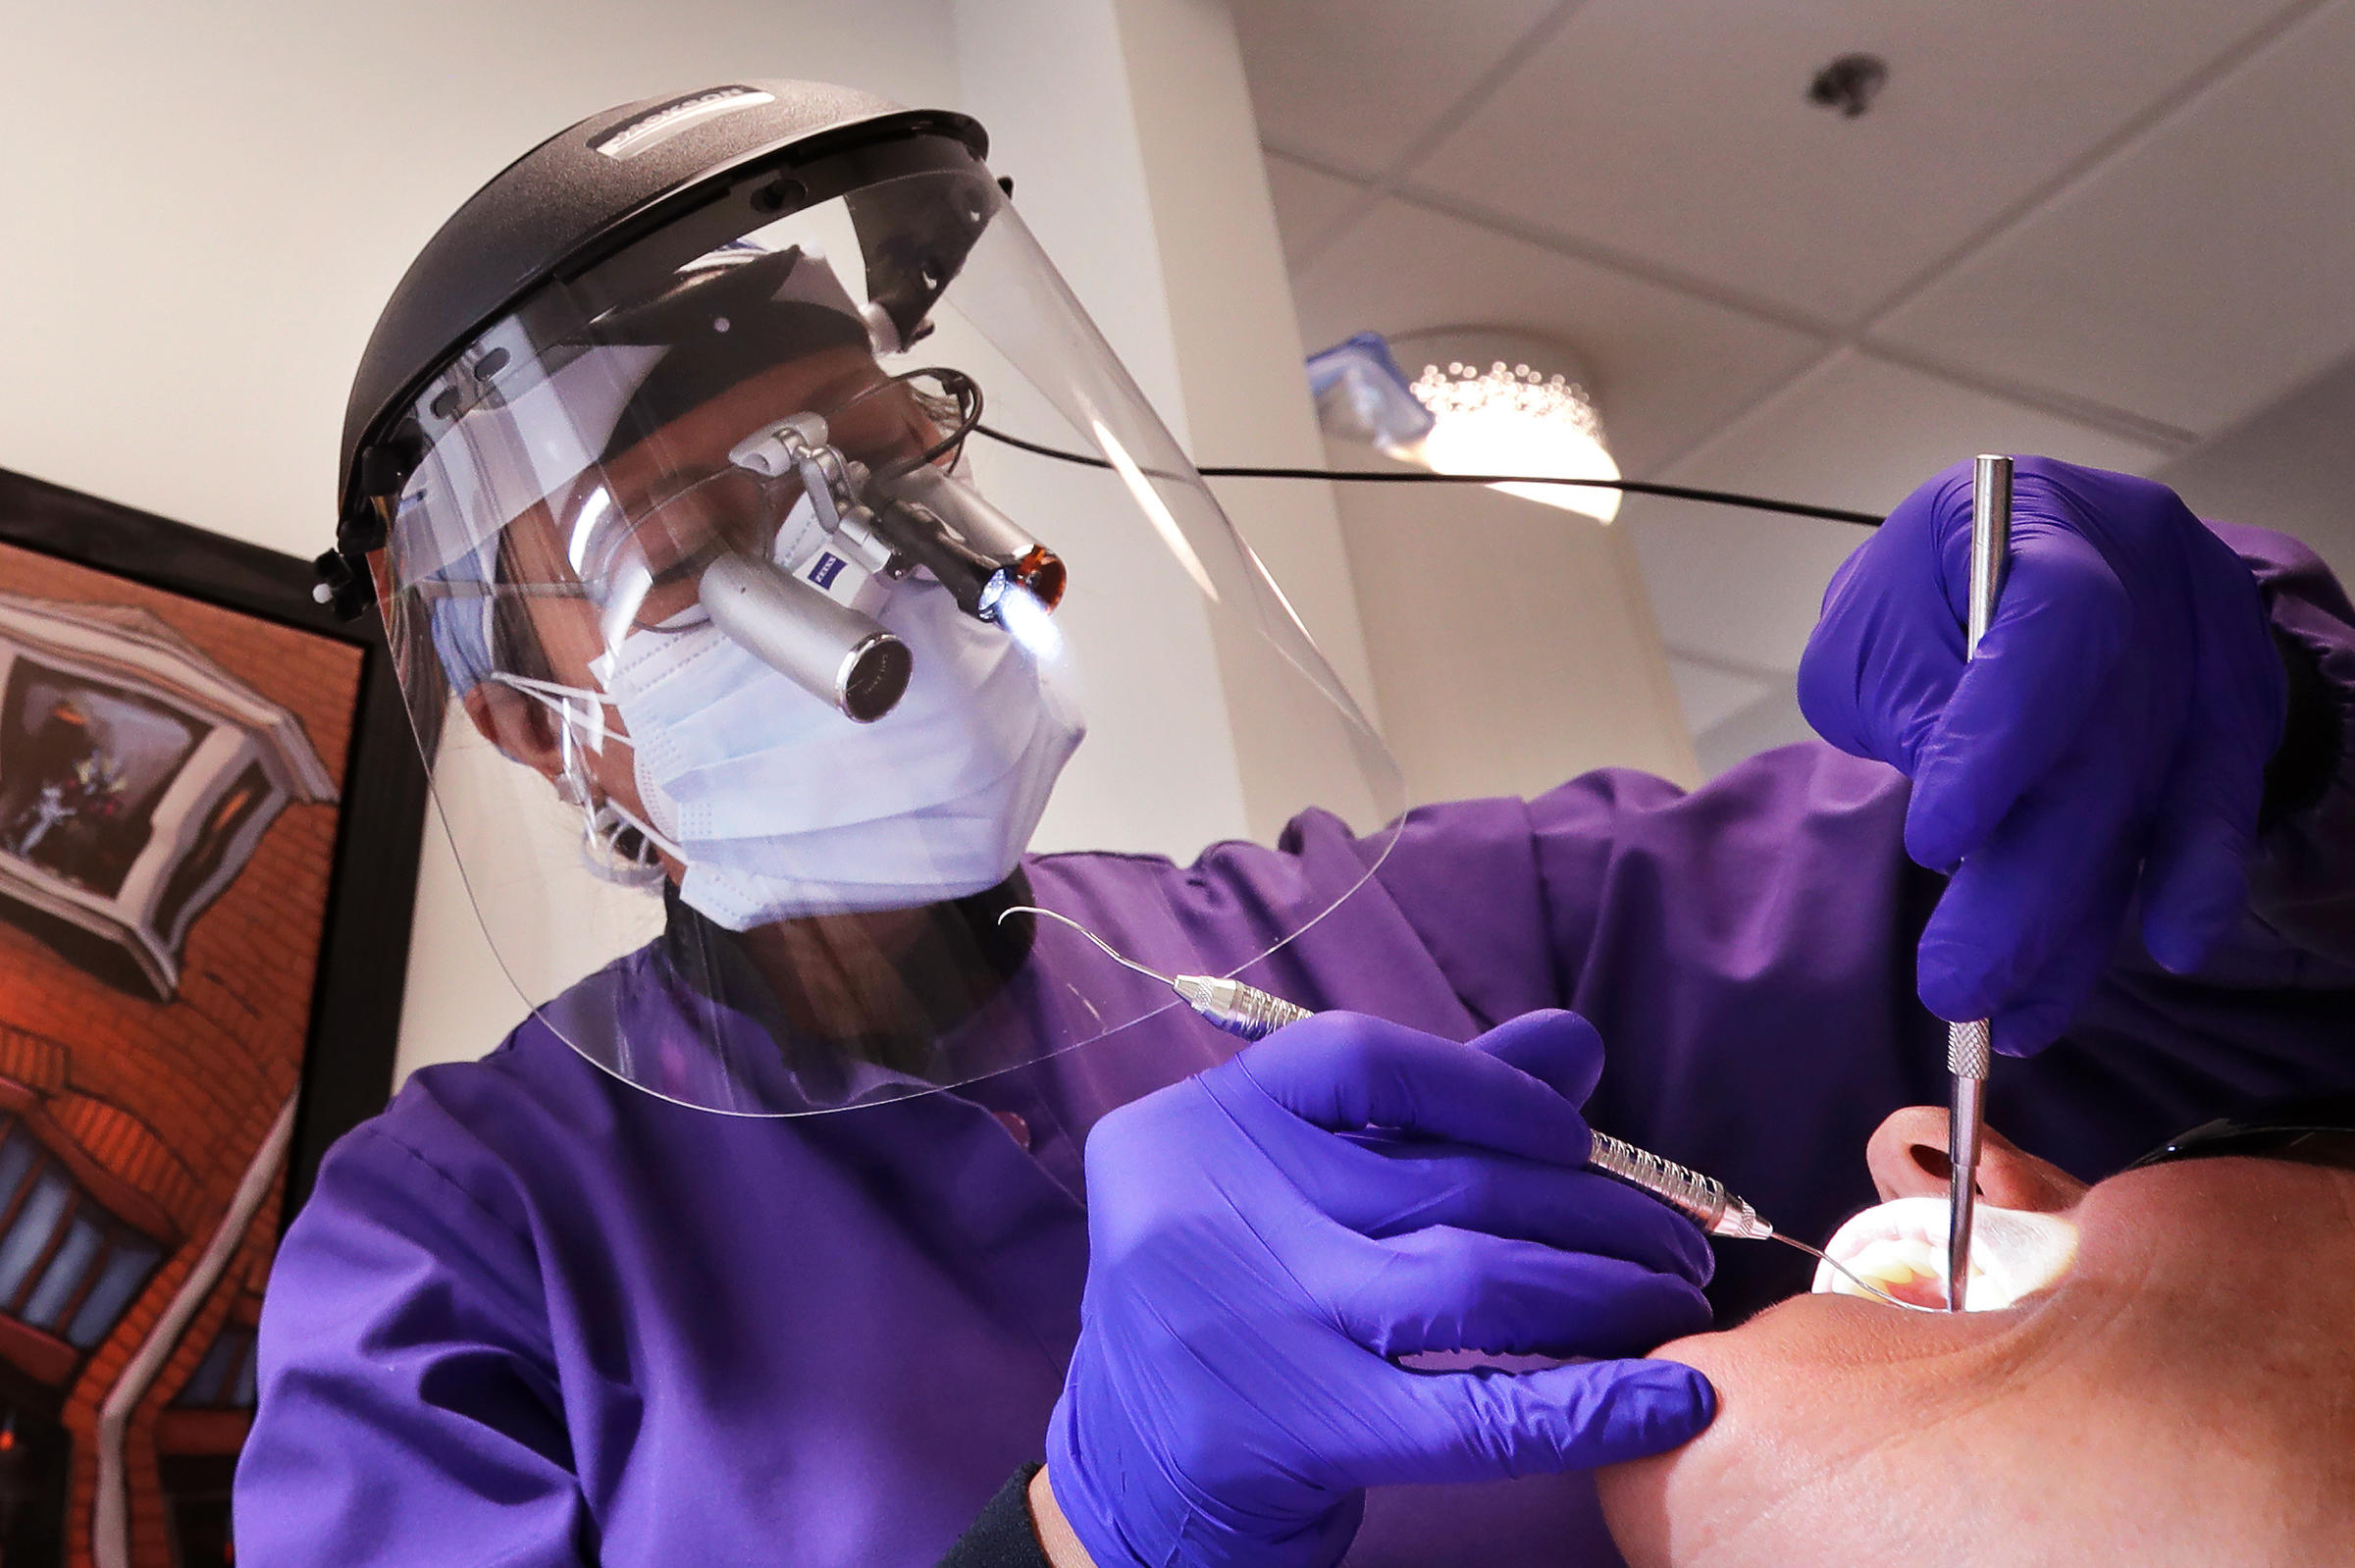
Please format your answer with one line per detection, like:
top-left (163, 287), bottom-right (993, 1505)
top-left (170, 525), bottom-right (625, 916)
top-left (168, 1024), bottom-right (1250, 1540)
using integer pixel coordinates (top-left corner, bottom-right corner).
top-left (377, 144), bottom-right (1403, 1114)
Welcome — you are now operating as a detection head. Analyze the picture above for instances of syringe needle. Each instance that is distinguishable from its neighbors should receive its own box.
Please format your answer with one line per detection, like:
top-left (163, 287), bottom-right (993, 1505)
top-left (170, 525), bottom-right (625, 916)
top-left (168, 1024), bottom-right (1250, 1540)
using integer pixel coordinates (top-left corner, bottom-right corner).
top-left (1769, 1232), bottom-right (1944, 1315)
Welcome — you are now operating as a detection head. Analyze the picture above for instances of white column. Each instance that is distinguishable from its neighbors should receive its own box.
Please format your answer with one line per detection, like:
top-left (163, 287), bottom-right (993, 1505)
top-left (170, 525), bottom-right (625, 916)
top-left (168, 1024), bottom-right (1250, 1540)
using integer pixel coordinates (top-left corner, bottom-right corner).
top-left (955, 0), bottom-right (1380, 846)
top-left (1327, 445), bottom-right (1702, 799)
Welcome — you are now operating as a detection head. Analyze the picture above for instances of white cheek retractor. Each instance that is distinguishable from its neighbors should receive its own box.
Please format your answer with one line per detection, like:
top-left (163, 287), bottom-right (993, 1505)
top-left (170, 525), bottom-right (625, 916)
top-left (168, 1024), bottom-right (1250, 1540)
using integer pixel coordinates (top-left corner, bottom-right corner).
top-left (1811, 1195), bottom-right (2079, 1311)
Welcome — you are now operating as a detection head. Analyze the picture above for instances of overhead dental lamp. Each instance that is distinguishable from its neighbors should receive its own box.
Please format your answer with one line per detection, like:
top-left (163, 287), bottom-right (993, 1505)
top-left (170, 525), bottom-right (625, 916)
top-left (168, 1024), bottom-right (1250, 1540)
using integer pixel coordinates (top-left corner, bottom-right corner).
top-left (1307, 328), bottom-right (1623, 524)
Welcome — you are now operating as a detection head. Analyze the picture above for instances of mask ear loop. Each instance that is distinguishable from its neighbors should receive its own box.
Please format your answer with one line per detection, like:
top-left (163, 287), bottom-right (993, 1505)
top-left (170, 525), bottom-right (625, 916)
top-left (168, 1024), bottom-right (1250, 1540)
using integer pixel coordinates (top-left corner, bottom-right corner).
top-left (504, 673), bottom-right (671, 889)
top-left (557, 706), bottom-right (664, 888)
top-left (580, 797), bottom-right (669, 888)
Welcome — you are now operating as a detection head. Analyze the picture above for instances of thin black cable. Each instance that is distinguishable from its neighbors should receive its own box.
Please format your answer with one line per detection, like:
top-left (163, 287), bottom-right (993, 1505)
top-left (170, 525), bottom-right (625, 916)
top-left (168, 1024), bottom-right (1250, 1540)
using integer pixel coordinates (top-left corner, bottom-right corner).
top-left (971, 422), bottom-right (1884, 528)
top-left (840, 367), bottom-right (985, 477)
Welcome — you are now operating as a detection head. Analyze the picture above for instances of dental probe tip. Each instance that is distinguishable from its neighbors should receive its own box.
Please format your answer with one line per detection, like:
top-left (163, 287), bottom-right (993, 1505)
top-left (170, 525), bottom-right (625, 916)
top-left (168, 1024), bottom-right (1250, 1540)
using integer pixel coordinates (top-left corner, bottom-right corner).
top-left (1947, 1045), bottom-right (1990, 1313)
top-left (999, 905), bottom-right (1179, 987)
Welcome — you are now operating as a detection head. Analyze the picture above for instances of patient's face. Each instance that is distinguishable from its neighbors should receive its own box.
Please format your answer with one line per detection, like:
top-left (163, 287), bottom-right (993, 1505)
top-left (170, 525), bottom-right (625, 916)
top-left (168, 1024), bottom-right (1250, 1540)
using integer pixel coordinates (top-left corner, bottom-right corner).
top-left (1598, 1109), bottom-right (2355, 1567)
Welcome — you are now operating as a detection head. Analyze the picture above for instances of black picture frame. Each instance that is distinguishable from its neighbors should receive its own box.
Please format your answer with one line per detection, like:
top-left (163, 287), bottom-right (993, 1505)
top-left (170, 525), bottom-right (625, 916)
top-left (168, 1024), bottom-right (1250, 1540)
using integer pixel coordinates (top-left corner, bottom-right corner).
top-left (0, 463), bottom-right (429, 1227)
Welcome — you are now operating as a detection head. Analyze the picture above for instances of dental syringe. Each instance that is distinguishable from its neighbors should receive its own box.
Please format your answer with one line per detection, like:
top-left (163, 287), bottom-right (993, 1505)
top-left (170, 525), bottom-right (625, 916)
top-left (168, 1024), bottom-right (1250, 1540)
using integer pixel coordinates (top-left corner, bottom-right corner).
top-left (1006, 907), bottom-right (1938, 1312)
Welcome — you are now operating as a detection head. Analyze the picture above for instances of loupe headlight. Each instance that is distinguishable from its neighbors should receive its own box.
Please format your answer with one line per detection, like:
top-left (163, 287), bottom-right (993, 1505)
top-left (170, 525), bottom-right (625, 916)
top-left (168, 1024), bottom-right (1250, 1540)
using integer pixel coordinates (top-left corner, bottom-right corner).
top-left (871, 462), bottom-right (1066, 622)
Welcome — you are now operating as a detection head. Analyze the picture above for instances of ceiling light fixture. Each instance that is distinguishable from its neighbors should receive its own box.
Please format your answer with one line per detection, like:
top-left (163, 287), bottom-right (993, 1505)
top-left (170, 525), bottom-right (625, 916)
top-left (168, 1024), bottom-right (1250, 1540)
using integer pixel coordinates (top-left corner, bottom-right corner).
top-left (1398, 330), bottom-right (1621, 523)
top-left (1309, 329), bottom-right (1621, 523)
top-left (1309, 327), bottom-right (1620, 522)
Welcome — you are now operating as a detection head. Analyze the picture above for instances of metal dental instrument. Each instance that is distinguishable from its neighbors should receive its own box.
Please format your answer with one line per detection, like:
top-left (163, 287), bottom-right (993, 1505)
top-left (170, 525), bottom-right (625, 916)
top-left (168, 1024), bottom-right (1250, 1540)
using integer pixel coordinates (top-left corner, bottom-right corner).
top-left (1004, 906), bottom-right (1941, 1313)
top-left (1947, 454), bottom-right (2013, 1313)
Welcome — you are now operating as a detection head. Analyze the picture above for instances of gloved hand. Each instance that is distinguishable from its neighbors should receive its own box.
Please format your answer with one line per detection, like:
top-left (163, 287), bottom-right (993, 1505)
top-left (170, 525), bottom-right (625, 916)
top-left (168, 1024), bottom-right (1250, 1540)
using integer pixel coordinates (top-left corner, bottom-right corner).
top-left (1044, 1010), bottom-right (1716, 1568)
top-left (1799, 456), bottom-right (2284, 1054)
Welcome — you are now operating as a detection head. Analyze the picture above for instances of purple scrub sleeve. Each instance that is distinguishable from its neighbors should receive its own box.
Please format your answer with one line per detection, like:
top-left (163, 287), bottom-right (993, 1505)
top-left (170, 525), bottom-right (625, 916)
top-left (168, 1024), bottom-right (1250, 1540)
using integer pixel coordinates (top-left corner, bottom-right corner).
top-left (2230, 519), bottom-right (2355, 967)
top-left (237, 519), bottom-right (2355, 1567)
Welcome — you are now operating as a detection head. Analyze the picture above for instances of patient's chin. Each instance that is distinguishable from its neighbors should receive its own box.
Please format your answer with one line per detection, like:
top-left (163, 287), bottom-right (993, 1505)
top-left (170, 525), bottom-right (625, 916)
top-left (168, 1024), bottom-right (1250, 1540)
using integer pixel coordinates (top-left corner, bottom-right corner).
top-left (1813, 1195), bottom-right (2078, 1311)
top-left (1594, 1447), bottom-right (1680, 1568)
top-left (1592, 1360), bottom-right (1809, 1568)
top-left (1598, 1293), bottom-right (1962, 1568)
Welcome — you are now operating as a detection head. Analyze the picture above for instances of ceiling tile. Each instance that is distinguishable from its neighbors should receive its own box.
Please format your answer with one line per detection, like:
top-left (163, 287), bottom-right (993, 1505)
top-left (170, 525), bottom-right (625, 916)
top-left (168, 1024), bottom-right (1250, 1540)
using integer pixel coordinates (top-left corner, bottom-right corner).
top-left (1264, 151), bottom-right (1374, 271)
top-left (1229, 0), bottom-right (1559, 178)
top-left (2159, 345), bottom-right (2355, 592)
top-left (1288, 196), bottom-right (1827, 474)
top-left (1871, 0), bottom-right (2355, 439)
top-left (1665, 350), bottom-right (2175, 508)
top-left (1408, 0), bottom-right (2302, 324)
top-left (1629, 349), bottom-right (2172, 673)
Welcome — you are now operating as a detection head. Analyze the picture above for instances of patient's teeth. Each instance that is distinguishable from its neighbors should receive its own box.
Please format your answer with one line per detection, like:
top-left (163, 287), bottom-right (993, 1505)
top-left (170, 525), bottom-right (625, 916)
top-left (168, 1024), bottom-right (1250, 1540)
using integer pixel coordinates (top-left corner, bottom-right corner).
top-left (1836, 1236), bottom-right (1948, 1308)
top-left (1811, 1196), bottom-right (2077, 1310)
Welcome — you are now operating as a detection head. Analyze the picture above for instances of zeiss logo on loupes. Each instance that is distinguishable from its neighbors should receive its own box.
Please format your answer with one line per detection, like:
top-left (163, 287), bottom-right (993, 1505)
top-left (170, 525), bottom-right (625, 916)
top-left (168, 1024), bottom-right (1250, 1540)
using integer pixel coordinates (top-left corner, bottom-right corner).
top-left (791, 545), bottom-right (891, 617)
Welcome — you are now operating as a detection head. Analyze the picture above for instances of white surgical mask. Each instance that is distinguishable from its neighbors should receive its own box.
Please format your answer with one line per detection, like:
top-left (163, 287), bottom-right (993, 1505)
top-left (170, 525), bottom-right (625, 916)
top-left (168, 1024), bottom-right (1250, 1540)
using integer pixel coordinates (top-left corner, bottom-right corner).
top-left (508, 578), bottom-right (1082, 929)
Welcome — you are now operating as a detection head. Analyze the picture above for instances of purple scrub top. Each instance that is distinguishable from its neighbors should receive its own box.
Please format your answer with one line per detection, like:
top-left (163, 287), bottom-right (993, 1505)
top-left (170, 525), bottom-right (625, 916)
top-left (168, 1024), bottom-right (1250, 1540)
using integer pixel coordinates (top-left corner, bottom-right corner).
top-left (236, 524), bottom-right (2355, 1567)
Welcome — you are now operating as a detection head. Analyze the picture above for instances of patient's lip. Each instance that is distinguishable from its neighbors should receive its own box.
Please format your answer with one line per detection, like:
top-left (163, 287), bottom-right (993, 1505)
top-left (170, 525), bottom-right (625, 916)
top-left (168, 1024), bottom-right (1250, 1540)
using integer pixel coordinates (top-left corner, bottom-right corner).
top-left (1811, 1196), bottom-right (2079, 1311)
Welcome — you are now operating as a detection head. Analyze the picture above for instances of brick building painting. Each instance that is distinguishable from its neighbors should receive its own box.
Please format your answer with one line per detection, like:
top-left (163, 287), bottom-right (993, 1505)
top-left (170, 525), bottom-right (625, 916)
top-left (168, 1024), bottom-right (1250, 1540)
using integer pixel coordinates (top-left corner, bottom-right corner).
top-left (0, 538), bottom-right (362, 1568)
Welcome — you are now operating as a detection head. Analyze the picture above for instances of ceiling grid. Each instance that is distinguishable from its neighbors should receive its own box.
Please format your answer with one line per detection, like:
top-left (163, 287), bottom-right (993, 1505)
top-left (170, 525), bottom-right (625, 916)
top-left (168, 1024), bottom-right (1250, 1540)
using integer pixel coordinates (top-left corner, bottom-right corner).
top-left (1233, 0), bottom-right (2355, 771)
top-left (1242, 0), bottom-right (2350, 487)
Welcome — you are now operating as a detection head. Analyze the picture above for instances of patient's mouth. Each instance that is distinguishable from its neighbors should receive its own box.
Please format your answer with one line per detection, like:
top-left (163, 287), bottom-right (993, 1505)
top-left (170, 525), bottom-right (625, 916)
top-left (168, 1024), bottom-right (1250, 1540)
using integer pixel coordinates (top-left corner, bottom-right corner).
top-left (1810, 1196), bottom-right (2078, 1311)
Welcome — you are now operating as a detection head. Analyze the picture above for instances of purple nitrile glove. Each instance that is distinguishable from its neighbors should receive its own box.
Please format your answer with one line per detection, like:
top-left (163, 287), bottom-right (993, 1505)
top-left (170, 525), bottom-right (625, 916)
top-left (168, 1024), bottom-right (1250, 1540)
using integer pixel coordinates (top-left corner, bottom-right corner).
top-left (1044, 1010), bottom-right (1716, 1568)
top-left (1799, 456), bottom-right (2285, 1055)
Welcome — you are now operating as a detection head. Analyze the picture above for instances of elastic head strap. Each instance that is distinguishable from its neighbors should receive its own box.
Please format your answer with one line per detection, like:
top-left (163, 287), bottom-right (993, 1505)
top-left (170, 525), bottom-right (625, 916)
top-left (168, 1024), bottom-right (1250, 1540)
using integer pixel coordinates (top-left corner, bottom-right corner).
top-left (2129, 1092), bottom-right (2355, 1173)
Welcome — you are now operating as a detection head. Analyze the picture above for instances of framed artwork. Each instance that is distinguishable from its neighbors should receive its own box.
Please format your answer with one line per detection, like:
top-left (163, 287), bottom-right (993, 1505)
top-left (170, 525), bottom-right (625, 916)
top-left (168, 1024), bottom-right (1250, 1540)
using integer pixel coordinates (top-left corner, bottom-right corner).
top-left (0, 465), bottom-right (428, 1568)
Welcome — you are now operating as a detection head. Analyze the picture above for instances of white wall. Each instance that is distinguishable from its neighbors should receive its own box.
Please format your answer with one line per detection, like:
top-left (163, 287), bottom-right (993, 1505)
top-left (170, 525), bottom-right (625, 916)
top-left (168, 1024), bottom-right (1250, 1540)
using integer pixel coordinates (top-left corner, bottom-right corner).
top-left (2, 0), bottom-right (1402, 1089)
top-left (0, 1), bottom-right (958, 557)
top-left (1097, 0), bottom-right (1387, 828)
top-left (0, 1), bottom-right (960, 1081)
